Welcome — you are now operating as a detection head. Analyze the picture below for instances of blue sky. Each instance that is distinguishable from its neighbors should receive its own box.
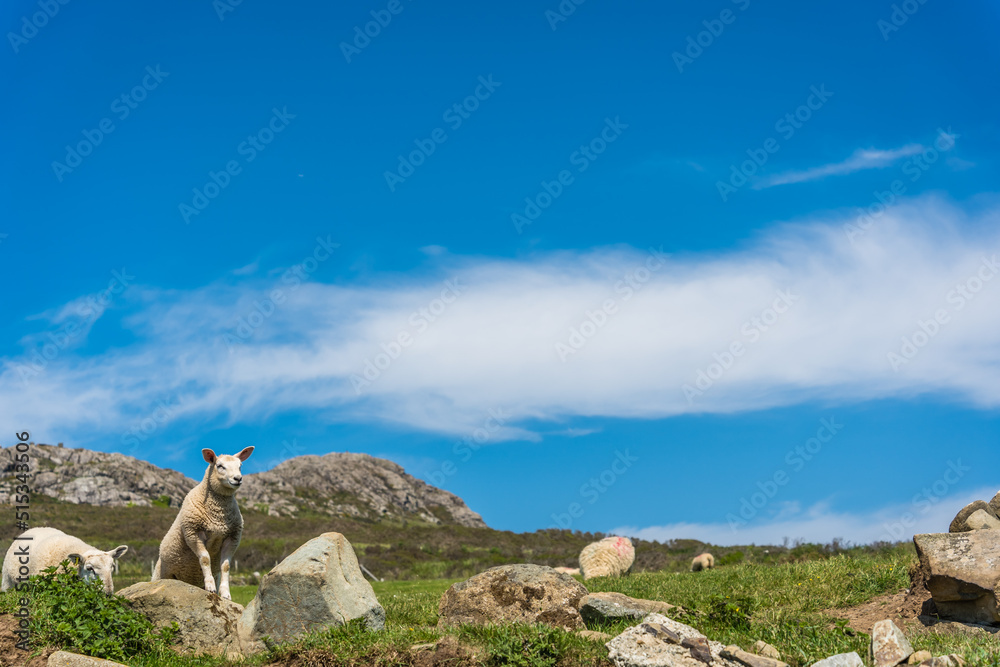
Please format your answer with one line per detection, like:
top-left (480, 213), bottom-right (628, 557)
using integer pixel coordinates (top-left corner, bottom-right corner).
top-left (3, 0), bottom-right (1000, 544)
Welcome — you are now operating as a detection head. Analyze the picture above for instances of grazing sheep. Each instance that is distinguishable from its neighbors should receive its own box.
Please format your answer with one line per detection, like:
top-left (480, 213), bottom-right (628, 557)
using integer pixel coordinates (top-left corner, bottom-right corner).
top-left (691, 553), bottom-right (715, 571)
top-left (1, 527), bottom-right (127, 594)
top-left (553, 566), bottom-right (581, 575)
top-left (152, 446), bottom-right (253, 600)
top-left (579, 536), bottom-right (635, 580)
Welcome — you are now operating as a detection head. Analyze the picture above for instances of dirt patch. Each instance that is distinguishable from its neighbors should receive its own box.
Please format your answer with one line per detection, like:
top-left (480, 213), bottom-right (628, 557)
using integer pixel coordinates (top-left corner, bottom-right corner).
top-left (0, 614), bottom-right (53, 667)
top-left (263, 636), bottom-right (481, 667)
top-left (822, 562), bottom-right (947, 635)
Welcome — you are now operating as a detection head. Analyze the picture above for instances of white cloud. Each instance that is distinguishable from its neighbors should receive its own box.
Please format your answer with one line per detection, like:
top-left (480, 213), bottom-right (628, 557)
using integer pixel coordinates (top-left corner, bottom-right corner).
top-left (3, 195), bottom-right (1000, 445)
top-left (611, 486), bottom-right (997, 546)
top-left (755, 143), bottom-right (925, 189)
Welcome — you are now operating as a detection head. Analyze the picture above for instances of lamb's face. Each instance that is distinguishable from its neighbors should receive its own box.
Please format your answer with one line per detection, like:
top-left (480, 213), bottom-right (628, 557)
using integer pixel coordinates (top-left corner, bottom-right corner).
top-left (71, 546), bottom-right (128, 594)
top-left (203, 446), bottom-right (255, 492)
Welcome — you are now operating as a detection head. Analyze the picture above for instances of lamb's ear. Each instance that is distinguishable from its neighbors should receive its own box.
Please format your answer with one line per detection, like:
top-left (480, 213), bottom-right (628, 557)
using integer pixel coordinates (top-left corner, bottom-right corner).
top-left (236, 446), bottom-right (254, 462)
top-left (109, 545), bottom-right (128, 560)
top-left (202, 449), bottom-right (217, 464)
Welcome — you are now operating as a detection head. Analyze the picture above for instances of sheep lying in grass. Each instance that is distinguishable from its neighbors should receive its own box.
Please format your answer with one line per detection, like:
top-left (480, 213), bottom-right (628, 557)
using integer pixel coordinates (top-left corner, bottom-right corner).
top-left (1, 527), bottom-right (127, 594)
top-left (691, 552), bottom-right (715, 571)
top-left (152, 446), bottom-right (253, 600)
top-left (579, 536), bottom-right (634, 580)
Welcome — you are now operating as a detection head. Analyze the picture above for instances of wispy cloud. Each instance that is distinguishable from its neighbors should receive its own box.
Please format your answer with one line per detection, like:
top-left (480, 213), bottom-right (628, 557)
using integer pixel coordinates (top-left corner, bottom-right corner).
top-left (3, 195), bottom-right (1000, 447)
top-left (755, 143), bottom-right (925, 189)
top-left (612, 486), bottom-right (996, 546)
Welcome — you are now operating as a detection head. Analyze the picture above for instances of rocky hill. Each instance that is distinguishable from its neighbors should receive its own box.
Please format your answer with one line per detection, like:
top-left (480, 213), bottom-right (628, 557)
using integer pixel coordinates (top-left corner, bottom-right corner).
top-left (0, 444), bottom-right (485, 528)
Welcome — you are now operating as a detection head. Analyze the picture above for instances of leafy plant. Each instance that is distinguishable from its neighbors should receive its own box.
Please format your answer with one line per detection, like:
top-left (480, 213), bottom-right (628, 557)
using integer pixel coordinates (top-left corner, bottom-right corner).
top-left (706, 593), bottom-right (755, 632)
top-left (29, 562), bottom-right (176, 661)
top-left (152, 495), bottom-right (172, 508)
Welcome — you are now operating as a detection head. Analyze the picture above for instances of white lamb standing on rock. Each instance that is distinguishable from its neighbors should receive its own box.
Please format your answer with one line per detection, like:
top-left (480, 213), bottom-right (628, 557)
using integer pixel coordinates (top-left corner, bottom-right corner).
top-left (691, 552), bottom-right (715, 571)
top-left (152, 446), bottom-right (253, 600)
top-left (1, 527), bottom-right (127, 594)
top-left (579, 536), bottom-right (634, 580)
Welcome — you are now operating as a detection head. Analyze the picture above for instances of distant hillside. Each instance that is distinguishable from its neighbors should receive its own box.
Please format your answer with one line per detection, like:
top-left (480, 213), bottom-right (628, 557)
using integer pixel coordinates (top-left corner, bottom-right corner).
top-left (0, 444), bottom-right (484, 528)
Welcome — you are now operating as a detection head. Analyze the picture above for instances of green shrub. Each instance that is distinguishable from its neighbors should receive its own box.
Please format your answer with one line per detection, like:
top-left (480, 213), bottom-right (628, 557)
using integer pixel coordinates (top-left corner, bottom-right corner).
top-left (151, 495), bottom-right (171, 508)
top-left (28, 562), bottom-right (176, 661)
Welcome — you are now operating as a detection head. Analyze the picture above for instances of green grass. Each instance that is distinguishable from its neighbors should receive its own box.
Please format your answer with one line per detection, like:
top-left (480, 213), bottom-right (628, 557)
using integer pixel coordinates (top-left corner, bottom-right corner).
top-left (5, 548), bottom-right (1000, 666)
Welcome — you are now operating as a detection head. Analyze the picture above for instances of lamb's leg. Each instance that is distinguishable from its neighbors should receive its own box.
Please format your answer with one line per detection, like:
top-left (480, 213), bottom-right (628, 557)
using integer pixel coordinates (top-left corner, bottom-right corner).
top-left (217, 536), bottom-right (237, 600)
top-left (184, 530), bottom-right (217, 594)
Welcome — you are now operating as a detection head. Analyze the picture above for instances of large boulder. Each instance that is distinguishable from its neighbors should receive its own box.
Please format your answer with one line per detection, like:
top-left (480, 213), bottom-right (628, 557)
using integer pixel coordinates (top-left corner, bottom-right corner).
top-left (47, 652), bottom-right (129, 667)
top-left (240, 532), bottom-right (384, 644)
top-left (966, 510), bottom-right (1000, 531)
top-left (988, 492), bottom-right (1000, 518)
top-left (606, 613), bottom-right (742, 667)
top-left (117, 579), bottom-right (250, 656)
top-left (949, 501), bottom-right (993, 533)
top-left (811, 653), bottom-right (864, 667)
top-left (438, 564), bottom-right (588, 630)
top-left (579, 592), bottom-right (680, 623)
top-left (913, 531), bottom-right (1000, 625)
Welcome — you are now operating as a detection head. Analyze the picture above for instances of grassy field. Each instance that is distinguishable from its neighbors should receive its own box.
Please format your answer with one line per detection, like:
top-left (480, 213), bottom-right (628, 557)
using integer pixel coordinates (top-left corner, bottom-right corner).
top-left (8, 546), bottom-right (998, 666)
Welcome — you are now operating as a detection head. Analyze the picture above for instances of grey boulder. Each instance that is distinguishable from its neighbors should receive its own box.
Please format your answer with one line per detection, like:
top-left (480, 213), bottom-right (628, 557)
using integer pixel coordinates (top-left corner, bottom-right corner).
top-left (871, 619), bottom-right (913, 667)
top-left (240, 532), bottom-right (385, 644)
top-left (811, 653), bottom-right (864, 667)
top-left (914, 531), bottom-right (1000, 625)
top-left (965, 509), bottom-right (1000, 531)
top-left (579, 592), bottom-right (680, 623)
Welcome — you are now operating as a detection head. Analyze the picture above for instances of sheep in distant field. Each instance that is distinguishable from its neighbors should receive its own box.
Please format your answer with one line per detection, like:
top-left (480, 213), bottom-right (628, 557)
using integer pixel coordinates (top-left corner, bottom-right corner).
top-left (691, 553), bottom-right (715, 571)
top-left (1, 527), bottom-right (128, 594)
top-left (553, 566), bottom-right (581, 575)
top-left (579, 536), bottom-right (634, 580)
top-left (152, 446), bottom-right (253, 600)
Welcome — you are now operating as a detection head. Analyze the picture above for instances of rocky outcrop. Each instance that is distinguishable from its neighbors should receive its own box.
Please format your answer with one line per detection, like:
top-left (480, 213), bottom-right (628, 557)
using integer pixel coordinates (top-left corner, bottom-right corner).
top-left (1, 443), bottom-right (485, 528)
top-left (606, 613), bottom-right (743, 667)
top-left (871, 619), bottom-right (913, 667)
top-left (579, 592), bottom-right (680, 623)
top-left (240, 532), bottom-right (385, 643)
top-left (118, 579), bottom-right (252, 657)
top-left (0, 444), bottom-right (196, 508)
top-left (914, 531), bottom-right (1000, 625)
top-left (438, 564), bottom-right (588, 630)
top-left (238, 451), bottom-right (486, 527)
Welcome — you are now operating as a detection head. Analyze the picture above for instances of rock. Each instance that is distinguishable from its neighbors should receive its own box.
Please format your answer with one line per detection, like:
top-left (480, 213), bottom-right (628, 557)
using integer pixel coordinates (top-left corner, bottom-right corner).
top-left (811, 652), bottom-right (864, 667)
top-left (578, 629), bottom-right (614, 642)
top-left (438, 564), bottom-right (587, 630)
top-left (913, 531), bottom-right (1000, 625)
top-left (949, 655), bottom-right (966, 667)
top-left (919, 658), bottom-right (960, 667)
top-left (949, 501), bottom-right (992, 533)
top-left (908, 651), bottom-right (933, 665)
top-left (989, 492), bottom-right (1000, 518)
top-left (966, 509), bottom-right (1000, 531)
top-left (721, 644), bottom-right (789, 667)
top-left (754, 641), bottom-right (782, 660)
top-left (607, 613), bottom-right (744, 667)
top-left (240, 532), bottom-right (384, 643)
top-left (47, 653), bottom-right (129, 667)
top-left (118, 579), bottom-right (249, 656)
top-left (579, 592), bottom-right (680, 623)
top-left (871, 619), bottom-right (913, 667)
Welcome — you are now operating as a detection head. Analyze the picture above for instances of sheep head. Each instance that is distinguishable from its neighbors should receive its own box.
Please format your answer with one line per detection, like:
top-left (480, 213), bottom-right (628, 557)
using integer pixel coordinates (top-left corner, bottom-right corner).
top-left (203, 446), bottom-right (254, 495)
top-left (68, 545), bottom-right (128, 594)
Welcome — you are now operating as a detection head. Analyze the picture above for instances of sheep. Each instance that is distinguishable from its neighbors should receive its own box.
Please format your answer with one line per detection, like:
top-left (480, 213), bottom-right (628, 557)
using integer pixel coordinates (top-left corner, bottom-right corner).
top-left (553, 566), bottom-right (581, 575)
top-left (579, 536), bottom-right (634, 580)
top-left (1, 527), bottom-right (127, 594)
top-left (691, 552), bottom-right (715, 571)
top-left (152, 446), bottom-right (253, 600)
